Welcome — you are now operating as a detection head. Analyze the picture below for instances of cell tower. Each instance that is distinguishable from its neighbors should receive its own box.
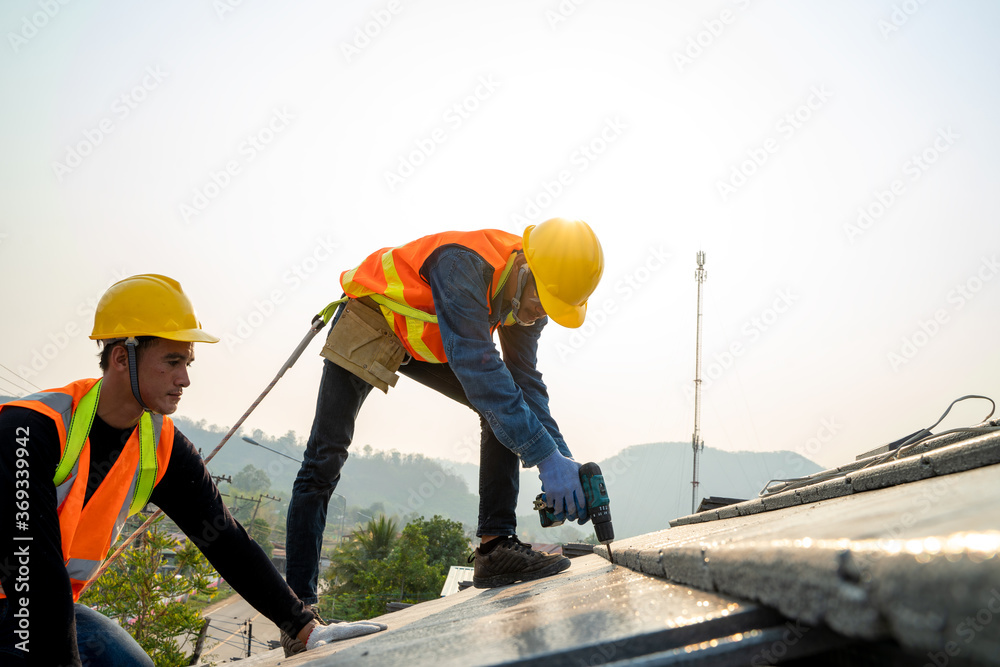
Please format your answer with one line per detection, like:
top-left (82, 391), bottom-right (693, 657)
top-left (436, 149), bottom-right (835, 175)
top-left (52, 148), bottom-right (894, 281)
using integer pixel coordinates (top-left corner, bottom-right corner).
top-left (691, 250), bottom-right (707, 514)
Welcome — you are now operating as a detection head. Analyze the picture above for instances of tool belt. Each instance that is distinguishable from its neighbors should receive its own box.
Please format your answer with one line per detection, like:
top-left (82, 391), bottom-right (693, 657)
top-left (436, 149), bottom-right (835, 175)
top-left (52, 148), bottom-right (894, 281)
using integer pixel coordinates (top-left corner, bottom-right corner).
top-left (320, 297), bottom-right (407, 393)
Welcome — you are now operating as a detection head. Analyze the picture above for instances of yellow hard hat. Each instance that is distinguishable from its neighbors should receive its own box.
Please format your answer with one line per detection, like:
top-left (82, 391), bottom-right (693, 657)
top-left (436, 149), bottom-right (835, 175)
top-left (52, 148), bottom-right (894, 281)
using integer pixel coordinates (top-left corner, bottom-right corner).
top-left (522, 218), bottom-right (604, 328)
top-left (90, 274), bottom-right (219, 343)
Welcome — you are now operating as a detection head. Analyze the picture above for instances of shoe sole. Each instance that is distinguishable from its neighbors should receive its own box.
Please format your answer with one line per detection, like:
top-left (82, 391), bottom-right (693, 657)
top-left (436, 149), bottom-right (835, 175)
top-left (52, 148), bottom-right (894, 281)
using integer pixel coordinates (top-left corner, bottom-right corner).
top-left (472, 556), bottom-right (571, 588)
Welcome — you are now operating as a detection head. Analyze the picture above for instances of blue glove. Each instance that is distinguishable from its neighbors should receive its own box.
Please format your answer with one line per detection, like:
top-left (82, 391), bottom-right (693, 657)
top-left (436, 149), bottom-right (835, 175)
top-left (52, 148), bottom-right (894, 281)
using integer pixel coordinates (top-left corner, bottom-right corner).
top-left (537, 450), bottom-right (588, 523)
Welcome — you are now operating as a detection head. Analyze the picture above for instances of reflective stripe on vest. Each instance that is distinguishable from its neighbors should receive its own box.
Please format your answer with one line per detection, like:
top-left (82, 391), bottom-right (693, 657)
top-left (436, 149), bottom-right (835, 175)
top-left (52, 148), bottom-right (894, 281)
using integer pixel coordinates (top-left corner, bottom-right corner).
top-left (340, 230), bottom-right (523, 362)
top-left (0, 379), bottom-right (173, 601)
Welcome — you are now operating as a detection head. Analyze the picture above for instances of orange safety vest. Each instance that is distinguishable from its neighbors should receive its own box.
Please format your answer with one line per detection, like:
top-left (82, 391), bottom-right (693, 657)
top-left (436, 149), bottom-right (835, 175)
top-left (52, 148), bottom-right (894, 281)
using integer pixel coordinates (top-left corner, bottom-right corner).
top-left (340, 229), bottom-right (523, 363)
top-left (0, 379), bottom-right (173, 601)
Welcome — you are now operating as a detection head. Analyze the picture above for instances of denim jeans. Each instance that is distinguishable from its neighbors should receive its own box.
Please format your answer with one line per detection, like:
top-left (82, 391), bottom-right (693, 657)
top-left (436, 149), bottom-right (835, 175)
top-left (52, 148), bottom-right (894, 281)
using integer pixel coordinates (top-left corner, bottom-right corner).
top-left (284, 358), bottom-right (520, 604)
top-left (0, 599), bottom-right (152, 666)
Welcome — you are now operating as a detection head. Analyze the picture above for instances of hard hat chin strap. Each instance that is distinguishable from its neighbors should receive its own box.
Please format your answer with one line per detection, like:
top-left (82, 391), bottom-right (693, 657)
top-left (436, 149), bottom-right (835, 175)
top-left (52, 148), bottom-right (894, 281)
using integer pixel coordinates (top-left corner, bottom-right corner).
top-left (125, 337), bottom-right (150, 411)
top-left (510, 265), bottom-right (533, 327)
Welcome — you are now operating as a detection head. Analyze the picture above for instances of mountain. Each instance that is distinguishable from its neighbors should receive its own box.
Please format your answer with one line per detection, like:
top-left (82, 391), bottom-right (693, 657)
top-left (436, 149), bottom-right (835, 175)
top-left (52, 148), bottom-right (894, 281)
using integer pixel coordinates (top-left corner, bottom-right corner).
top-left (0, 399), bottom-right (822, 542)
top-left (443, 442), bottom-right (823, 540)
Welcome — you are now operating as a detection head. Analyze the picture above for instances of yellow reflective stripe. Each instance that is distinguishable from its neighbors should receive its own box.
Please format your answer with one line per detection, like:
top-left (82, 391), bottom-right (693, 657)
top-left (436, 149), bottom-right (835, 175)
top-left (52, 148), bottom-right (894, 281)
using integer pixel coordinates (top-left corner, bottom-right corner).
top-left (494, 253), bottom-right (518, 299)
top-left (404, 317), bottom-right (442, 363)
top-left (340, 266), bottom-right (365, 295)
top-left (128, 411), bottom-right (157, 516)
top-left (369, 294), bottom-right (437, 323)
top-left (381, 248), bottom-right (409, 305)
top-left (54, 381), bottom-right (101, 486)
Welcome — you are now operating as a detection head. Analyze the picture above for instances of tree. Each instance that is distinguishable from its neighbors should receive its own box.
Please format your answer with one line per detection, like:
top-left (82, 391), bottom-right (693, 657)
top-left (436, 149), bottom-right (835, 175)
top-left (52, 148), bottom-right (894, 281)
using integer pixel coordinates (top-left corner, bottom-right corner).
top-left (408, 515), bottom-right (470, 575)
top-left (321, 515), bottom-right (443, 621)
top-left (80, 517), bottom-right (217, 667)
top-left (354, 514), bottom-right (397, 561)
top-left (249, 517), bottom-right (273, 558)
top-left (232, 463), bottom-right (271, 495)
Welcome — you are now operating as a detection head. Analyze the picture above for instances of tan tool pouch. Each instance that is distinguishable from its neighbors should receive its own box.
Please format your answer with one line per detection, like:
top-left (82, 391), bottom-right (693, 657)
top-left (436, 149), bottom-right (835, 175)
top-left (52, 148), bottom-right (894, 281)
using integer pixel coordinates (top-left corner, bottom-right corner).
top-left (320, 297), bottom-right (406, 393)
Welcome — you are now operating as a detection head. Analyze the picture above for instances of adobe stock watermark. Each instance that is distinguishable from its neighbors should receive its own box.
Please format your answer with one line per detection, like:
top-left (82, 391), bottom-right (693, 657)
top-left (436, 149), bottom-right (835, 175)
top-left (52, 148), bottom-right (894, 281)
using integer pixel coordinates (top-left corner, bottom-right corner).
top-left (672, 0), bottom-right (754, 73)
top-left (750, 620), bottom-right (811, 666)
top-left (887, 255), bottom-right (998, 371)
top-left (179, 107), bottom-right (294, 224)
top-left (555, 245), bottom-right (671, 361)
top-left (340, 0), bottom-right (403, 63)
top-left (683, 289), bottom-right (798, 401)
top-left (15, 269), bottom-right (130, 381)
top-left (383, 75), bottom-right (500, 192)
top-left (844, 127), bottom-right (958, 243)
top-left (222, 235), bottom-right (340, 352)
top-left (878, 0), bottom-right (932, 39)
top-left (716, 86), bottom-right (832, 202)
top-left (768, 417), bottom-right (843, 481)
top-left (52, 66), bottom-right (168, 183)
top-left (545, 0), bottom-right (589, 30)
top-left (396, 468), bottom-right (452, 516)
top-left (213, 0), bottom-right (249, 20)
top-left (7, 0), bottom-right (72, 53)
top-left (925, 587), bottom-right (1000, 667)
top-left (875, 476), bottom-right (956, 555)
top-left (509, 116), bottom-right (628, 227)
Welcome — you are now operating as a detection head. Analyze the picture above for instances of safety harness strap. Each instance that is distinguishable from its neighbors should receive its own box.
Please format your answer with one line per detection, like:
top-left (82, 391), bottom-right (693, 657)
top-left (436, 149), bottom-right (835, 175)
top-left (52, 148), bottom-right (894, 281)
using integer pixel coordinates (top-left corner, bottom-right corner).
top-left (319, 253), bottom-right (521, 326)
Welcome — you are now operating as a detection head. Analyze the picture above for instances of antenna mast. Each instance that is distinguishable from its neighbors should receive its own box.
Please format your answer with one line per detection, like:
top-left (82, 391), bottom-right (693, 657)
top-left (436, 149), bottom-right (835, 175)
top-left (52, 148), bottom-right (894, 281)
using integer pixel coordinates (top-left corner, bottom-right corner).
top-left (692, 251), bottom-right (707, 513)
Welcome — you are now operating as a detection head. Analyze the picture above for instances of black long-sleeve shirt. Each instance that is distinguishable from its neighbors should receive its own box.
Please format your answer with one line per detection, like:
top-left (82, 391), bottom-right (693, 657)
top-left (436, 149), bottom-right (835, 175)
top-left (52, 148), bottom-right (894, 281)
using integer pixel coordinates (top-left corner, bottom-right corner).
top-left (0, 404), bottom-right (313, 666)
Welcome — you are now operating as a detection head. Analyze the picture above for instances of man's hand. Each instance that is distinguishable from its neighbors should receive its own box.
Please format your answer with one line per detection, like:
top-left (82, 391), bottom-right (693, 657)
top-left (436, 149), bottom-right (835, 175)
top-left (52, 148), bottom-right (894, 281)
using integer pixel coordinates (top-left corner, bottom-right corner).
top-left (302, 620), bottom-right (388, 649)
top-left (537, 450), bottom-right (587, 522)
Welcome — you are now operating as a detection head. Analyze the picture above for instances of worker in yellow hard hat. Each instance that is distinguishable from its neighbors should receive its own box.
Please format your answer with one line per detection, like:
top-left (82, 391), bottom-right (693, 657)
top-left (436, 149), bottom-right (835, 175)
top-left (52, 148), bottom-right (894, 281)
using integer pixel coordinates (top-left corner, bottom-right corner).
top-left (0, 275), bottom-right (385, 666)
top-left (284, 218), bottom-right (604, 644)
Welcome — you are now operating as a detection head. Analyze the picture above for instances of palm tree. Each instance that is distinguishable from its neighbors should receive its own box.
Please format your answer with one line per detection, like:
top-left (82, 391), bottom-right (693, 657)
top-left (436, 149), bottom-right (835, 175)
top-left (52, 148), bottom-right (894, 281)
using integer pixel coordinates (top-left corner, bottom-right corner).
top-left (326, 514), bottom-right (398, 591)
top-left (354, 515), bottom-right (398, 561)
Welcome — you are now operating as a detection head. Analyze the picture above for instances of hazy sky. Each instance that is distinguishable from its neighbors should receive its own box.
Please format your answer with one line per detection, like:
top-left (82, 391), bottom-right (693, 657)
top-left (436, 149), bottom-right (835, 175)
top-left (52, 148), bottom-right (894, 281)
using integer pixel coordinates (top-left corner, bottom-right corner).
top-left (2, 1), bottom-right (998, 475)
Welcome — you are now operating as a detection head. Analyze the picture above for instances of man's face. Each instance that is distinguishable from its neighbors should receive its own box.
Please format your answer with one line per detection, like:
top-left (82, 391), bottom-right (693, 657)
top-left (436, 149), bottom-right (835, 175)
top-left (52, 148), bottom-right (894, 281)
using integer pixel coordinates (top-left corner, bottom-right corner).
top-left (136, 338), bottom-right (195, 415)
top-left (514, 273), bottom-right (547, 326)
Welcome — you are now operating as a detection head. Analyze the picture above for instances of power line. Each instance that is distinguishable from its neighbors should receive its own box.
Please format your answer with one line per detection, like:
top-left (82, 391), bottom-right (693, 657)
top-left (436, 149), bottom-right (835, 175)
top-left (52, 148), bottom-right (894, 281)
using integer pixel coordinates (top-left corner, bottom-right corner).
top-left (0, 363), bottom-right (40, 391)
top-left (0, 366), bottom-right (37, 396)
top-left (0, 375), bottom-right (26, 398)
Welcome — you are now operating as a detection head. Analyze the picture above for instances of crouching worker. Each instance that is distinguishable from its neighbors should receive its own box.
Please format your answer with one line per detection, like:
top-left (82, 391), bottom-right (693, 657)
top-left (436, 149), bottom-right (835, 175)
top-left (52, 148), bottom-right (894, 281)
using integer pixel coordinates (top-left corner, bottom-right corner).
top-left (286, 218), bottom-right (605, 605)
top-left (0, 274), bottom-right (386, 667)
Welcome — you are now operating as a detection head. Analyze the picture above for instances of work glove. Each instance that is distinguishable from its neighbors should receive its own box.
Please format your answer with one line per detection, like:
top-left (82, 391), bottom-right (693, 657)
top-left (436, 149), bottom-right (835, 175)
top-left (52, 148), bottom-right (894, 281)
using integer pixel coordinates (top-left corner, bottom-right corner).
top-left (537, 450), bottom-right (588, 524)
top-left (306, 620), bottom-right (388, 650)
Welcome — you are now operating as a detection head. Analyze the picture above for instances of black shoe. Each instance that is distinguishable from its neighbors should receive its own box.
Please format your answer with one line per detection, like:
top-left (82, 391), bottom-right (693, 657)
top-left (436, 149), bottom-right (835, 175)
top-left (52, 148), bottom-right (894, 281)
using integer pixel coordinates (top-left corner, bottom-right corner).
top-left (469, 537), bottom-right (571, 588)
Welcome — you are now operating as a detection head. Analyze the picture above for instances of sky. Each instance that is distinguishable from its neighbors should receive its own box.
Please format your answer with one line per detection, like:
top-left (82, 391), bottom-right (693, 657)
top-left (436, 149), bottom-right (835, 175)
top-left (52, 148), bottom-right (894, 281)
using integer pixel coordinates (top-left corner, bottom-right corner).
top-left (1, 0), bottom-right (998, 475)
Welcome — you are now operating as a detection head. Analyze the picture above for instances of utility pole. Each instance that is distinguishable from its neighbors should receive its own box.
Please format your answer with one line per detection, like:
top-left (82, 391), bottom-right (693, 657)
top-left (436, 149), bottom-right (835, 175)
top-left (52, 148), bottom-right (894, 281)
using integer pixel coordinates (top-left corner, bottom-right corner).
top-left (691, 250), bottom-right (707, 514)
top-left (251, 494), bottom-right (281, 525)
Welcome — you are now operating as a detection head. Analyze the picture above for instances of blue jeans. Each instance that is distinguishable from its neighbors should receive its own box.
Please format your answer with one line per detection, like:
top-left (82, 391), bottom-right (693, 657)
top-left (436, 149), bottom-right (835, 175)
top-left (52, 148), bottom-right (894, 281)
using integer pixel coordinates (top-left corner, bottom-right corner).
top-left (0, 599), bottom-right (152, 666)
top-left (285, 358), bottom-right (520, 604)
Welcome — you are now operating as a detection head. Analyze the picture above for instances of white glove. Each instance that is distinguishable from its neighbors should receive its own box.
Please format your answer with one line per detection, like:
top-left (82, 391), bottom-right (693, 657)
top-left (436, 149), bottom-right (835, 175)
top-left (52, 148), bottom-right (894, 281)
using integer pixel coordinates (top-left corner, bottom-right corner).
top-left (306, 620), bottom-right (388, 649)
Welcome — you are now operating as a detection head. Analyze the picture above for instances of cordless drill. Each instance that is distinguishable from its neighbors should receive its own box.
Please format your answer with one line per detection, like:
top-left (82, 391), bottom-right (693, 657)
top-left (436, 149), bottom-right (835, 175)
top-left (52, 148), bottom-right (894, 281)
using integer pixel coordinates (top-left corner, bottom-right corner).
top-left (534, 462), bottom-right (615, 561)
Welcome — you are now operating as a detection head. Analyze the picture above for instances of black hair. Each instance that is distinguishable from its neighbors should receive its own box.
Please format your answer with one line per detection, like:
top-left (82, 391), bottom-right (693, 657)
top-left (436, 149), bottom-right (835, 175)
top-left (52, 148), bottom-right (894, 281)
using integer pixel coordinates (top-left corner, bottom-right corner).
top-left (97, 336), bottom-right (158, 372)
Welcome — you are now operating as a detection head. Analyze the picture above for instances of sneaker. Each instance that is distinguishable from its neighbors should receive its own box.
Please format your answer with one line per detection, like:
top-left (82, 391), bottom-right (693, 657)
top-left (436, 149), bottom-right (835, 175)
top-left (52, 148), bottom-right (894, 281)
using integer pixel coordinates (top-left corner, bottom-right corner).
top-left (280, 605), bottom-right (326, 657)
top-left (469, 537), bottom-right (571, 588)
top-left (280, 628), bottom-right (306, 657)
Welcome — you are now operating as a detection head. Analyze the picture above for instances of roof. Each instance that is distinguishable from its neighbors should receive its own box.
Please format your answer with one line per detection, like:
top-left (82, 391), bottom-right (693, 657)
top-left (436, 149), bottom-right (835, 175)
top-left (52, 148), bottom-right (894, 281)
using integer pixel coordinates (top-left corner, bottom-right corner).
top-left (222, 431), bottom-right (1000, 665)
top-left (439, 566), bottom-right (474, 597)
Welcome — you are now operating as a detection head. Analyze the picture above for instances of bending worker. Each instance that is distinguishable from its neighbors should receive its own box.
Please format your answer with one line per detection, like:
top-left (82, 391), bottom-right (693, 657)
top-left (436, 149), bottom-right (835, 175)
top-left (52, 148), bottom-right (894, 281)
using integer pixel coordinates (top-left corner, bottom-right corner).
top-left (0, 275), bottom-right (386, 666)
top-left (286, 218), bottom-right (605, 599)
